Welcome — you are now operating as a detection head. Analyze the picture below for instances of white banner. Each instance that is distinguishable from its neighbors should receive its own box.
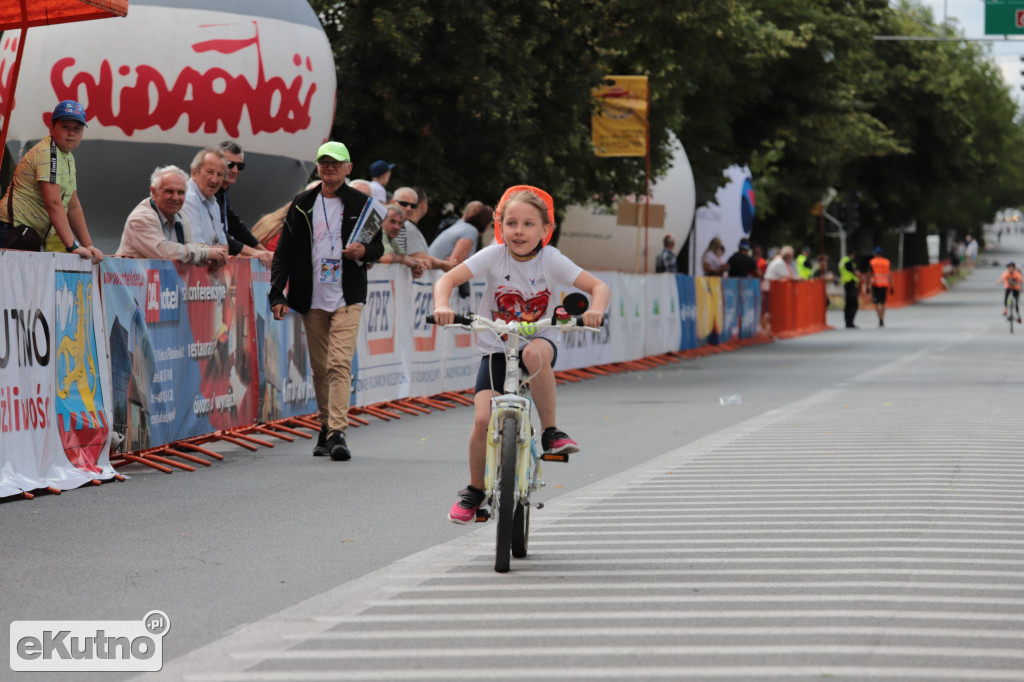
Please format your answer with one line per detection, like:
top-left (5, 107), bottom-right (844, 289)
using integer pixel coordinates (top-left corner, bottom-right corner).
top-left (438, 277), bottom-right (486, 393)
top-left (408, 273), bottom-right (448, 396)
top-left (354, 267), bottom-right (412, 405)
top-left (0, 253), bottom-right (115, 496)
top-left (607, 272), bottom-right (646, 363)
top-left (551, 274), bottom-right (613, 371)
top-left (644, 273), bottom-right (682, 357)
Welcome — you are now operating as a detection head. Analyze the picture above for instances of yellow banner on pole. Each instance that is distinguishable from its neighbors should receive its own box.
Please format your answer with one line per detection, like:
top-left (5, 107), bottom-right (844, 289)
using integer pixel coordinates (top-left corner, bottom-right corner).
top-left (592, 76), bottom-right (649, 157)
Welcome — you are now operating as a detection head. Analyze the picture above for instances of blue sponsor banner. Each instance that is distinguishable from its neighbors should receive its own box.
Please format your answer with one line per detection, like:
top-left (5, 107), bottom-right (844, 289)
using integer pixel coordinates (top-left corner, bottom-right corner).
top-left (675, 275), bottom-right (697, 350)
top-left (101, 259), bottom-right (201, 451)
top-left (54, 269), bottom-right (110, 474)
top-left (738, 279), bottom-right (761, 339)
top-left (720, 278), bottom-right (739, 343)
top-left (250, 261), bottom-right (317, 421)
top-left (101, 259), bottom-right (259, 451)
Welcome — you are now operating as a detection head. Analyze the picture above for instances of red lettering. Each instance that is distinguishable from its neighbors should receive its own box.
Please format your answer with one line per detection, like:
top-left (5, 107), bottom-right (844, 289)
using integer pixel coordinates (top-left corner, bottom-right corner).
top-left (49, 21), bottom-right (315, 137)
top-left (0, 35), bottom-right (20, 123)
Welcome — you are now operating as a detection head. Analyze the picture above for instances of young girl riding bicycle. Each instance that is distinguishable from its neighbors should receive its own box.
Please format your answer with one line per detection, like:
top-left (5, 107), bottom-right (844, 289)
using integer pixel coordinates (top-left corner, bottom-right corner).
top-left (432, 185), bottom-right (610, 523)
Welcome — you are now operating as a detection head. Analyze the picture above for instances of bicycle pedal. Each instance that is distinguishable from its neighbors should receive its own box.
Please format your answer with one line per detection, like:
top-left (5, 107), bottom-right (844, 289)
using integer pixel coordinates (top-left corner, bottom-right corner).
top-left (475, 509), bottom-right (490, 522)
top-left (541, 452), bottom-right (569, 463)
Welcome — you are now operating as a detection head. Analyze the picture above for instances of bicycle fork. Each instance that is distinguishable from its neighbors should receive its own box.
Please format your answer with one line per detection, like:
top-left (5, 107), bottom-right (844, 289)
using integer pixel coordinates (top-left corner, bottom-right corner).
top-left (481, 400), bottom-right (543, 520)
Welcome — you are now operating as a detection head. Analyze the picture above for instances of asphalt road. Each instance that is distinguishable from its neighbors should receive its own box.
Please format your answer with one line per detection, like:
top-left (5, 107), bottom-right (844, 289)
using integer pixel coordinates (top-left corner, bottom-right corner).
top-left (3, 230), bottom-right (1023, 681)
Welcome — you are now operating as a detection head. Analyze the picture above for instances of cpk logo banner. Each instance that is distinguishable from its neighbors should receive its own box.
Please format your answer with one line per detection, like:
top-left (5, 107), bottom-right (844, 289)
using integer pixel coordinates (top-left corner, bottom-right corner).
top-left (0, 4), bottom-right (335, 159)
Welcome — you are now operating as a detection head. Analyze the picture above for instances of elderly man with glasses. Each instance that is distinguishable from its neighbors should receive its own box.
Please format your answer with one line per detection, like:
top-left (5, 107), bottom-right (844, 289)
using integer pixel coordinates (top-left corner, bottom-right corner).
top-left (393, 185), bottom-right (451, 272)
top-left (269, 141), bottom-right (384, 462)
top-left (214, 140), bottom-right (273, 267)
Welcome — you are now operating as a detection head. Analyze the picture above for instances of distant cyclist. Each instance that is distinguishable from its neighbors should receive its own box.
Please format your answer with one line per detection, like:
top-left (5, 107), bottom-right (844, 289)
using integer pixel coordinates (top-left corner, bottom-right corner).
top-left (999, 262), bottom-right (1023, 323)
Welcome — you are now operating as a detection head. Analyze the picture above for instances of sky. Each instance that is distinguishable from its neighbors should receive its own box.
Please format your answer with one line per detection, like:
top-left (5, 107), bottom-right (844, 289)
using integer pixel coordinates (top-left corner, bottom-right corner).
top-left (916, 0), bottom-right (1024, 99)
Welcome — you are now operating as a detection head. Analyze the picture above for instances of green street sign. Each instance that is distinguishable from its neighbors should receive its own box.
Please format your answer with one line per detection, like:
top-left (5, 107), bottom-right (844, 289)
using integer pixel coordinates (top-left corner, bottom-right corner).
top-left (986, 1), bottom-right (1024, 35)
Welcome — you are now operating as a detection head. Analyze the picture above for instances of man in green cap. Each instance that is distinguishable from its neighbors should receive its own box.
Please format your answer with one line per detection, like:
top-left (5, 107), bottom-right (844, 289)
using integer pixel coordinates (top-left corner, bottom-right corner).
top-left (269, 141), bottom-right (385, 461)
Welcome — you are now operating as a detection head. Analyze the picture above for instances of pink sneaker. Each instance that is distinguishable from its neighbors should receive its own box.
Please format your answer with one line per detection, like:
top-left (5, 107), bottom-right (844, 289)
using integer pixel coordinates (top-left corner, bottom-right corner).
top-left (542, 427), bottom-right (579, 456)
top-left (448, 486), bottom-right (485, 524)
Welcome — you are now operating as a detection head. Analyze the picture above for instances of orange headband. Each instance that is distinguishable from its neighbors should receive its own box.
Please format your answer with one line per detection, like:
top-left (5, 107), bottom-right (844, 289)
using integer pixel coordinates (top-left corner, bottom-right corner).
top-left (493, 184), bottom-right (554, 247)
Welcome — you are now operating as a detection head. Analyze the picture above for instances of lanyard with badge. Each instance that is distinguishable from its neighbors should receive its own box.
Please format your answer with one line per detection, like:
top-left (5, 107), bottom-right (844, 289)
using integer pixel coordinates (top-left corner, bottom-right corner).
top-left (318, 195), bottom-right (343, 284)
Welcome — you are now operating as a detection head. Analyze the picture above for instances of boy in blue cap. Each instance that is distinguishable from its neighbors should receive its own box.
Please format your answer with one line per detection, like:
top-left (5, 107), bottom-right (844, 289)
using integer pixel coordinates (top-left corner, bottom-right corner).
top-left (0, 100), bottom-right (102, 261)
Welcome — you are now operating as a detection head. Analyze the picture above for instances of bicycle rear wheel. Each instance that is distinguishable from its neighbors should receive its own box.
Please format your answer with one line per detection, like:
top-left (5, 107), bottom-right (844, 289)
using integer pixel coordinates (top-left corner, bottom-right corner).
top-left (494, 414), bottom-right (518, 573)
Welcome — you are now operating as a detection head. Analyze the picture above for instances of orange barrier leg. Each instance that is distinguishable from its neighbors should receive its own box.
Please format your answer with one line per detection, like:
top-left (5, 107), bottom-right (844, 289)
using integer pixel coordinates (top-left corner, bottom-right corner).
top-left (247, 425), bottom-right (295, 442)
top-left (145, 454), bottom-right (196, 472)
top-left (176, 442), bottom-right (225, 460)
top-left (227, 432), bottom-right (275, 448)
top-left (215, 435), bottom-right (258, 451)
top-left (447, 390), bottom-right (475, 405)
top-left (162, 448), bottom-right (213, 467)
top-left (383, 400), bottom-right (429, 416)
top-left (266, 423), bottom-right (312, 438)
top-left (120, 454), bottom-right (173, 474)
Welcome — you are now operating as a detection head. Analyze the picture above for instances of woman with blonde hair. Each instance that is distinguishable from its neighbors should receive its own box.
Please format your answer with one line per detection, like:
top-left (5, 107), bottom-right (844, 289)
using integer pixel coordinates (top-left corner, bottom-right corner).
top-left (250, 203), bottom-right (290, 251)
top-left (702, 236), bottom-right (728, 276)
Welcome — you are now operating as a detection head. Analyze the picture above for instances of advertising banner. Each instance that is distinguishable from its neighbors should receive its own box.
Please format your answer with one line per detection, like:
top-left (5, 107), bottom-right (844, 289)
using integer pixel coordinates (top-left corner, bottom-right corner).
top-left (592, 75), bottom-right (649, 157)
top-left (644, 274), bottom-right (682, 357)
top-left (720, 278), bottom-right (739, 343)
top-left (430, 274), bottom-right (484, 393)
top-left (250, 261), bottom-right (317, 421)
top-left (676, 275), bottom-right (698, 351)
top-left (353, 267), bottom-right (412, 405)
top-left (101, 259), bottom-right (259, 452)
top-left (0, 2), bottom-right (337, 250)
top-left (693, 166), bottom-right (755, 272)
top-left (407, 272), bottom-right (450, 397)
top-left (546, 273), bottom-right (613, 372)
top-left (738, 279), bottom-right (762, 339)
top-left (606, 272), bottom-right (644, 362)
top-left (0, 253), bottom-right (116, 496)
top-left (0, 252), bottom-right (56, 495)
top-left (695, 276), bottom-right (723, 346)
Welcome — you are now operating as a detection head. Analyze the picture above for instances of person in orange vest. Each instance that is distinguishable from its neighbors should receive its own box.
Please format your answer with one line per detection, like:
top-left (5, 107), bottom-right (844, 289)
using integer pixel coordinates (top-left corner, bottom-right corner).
top-left (869, 246), bottom-right (894, 327)
top-left (999, 262), bottom-right (1023, 323)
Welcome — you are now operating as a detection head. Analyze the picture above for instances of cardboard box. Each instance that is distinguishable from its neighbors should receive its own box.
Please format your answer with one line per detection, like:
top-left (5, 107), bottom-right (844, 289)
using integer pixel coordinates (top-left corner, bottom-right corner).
top-left (616, 202), bottom-right (665, 228)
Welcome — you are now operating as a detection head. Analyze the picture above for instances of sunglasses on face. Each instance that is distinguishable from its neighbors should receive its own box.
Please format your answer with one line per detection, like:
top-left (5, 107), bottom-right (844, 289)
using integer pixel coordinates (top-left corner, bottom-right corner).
top-left (227, 161), bottom-right (245, 171)
top-left (396, 200), bottom-right (417, 208)
top-left (317, 158), bottom-right (348, 168)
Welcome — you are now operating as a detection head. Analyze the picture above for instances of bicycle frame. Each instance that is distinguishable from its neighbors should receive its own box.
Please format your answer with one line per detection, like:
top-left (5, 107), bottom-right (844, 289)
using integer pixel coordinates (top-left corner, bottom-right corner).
top-left (1006, 289), bottom-right (1019, 333)
top-left (482, 327), bottom-right (541, 508)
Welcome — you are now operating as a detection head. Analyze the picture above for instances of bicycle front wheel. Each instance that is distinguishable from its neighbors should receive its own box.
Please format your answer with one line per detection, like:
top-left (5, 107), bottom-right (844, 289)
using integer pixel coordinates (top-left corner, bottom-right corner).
top-left (494, 414), bottom-right (518, 573)
top-left (512, 501), bottom-right (530, 558)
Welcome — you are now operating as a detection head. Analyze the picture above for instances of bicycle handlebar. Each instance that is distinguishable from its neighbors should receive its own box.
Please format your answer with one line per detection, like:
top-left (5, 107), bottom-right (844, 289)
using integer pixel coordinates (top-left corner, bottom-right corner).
top-left (426, 312), bottom-right (601, 334)
top-left (426, 313), bottom-right (474, 326)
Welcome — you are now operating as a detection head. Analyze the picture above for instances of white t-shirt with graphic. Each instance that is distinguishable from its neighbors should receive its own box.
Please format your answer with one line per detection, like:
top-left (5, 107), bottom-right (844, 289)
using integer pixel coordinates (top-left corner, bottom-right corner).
top-left (463, 243), bottom-right (583, 353)
top-left (310, 194), bottom-right (347, 312)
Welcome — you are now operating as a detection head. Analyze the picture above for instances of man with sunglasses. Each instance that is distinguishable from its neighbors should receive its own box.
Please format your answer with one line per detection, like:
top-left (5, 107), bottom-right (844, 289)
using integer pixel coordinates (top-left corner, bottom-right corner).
top-left (269, 142), bottom-right (384, 462)
top-left (215, 140), bottom-right (273, 266)
top-left (393, 186), bottom-right (451, 272)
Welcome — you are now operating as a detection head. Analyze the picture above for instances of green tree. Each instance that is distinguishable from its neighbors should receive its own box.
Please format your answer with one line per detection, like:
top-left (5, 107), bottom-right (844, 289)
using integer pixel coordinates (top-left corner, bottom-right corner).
top-left (308, 0), bottom-right (1024, 259)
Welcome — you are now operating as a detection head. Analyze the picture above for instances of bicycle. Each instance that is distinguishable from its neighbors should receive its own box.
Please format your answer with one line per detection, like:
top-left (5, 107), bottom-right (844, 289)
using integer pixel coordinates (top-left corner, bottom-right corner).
top-left (428, 293), bottom-right (599, 573)
top-left (1005, 289), bottom-right (1020, 334)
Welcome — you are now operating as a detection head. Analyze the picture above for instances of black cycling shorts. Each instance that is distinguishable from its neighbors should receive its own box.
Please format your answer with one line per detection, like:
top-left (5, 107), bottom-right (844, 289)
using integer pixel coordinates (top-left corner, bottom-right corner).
top-left (474, 337), bottom-right (558, 394)
top-left (871, 286), bottom-right (888, 305)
